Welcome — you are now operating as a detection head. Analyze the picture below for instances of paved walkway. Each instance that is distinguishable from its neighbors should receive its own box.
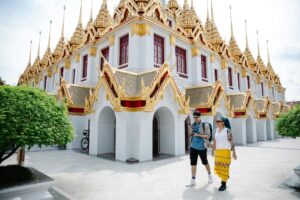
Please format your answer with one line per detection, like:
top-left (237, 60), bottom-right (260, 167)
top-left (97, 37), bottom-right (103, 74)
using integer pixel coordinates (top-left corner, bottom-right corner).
top-left (4, 138), bottom-right (300, 200)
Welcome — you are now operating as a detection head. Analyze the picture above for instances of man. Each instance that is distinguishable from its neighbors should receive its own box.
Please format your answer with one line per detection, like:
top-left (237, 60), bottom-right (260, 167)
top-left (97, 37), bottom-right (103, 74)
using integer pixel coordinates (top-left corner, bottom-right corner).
top-left (186, 111), bottom-right (213, 187)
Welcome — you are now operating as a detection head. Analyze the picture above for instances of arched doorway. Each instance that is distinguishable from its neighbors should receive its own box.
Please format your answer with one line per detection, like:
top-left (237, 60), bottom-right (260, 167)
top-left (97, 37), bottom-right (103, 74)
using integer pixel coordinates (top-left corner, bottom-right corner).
top-left (98, 107), bottom-right (116, 160)
top-left (153, 115), bottom-right (160, 157)
top-left (152, 107), bottom-right (175, 159)
top-left (266, 119), bottom-right (272, 140)
top-left (184, 116), bottom-right (191, 152)
top-left (246, 117), bottom-right (254, 143)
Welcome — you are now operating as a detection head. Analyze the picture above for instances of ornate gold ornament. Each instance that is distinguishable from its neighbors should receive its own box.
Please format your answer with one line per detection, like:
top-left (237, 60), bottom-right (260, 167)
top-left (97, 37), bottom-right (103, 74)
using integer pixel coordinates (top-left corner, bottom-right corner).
top-left (109, 35), bottom-right (115, 46)
top-left (131, 23), bottom-right (151, 37)
top-left (170, 35), bottom-right (176, 46)
top-left (191, 46), bottom-right (199, 57)
top-left (89, 46), bottom-right (97, 57)
top-left (64, 58), bottom-right (71, 69)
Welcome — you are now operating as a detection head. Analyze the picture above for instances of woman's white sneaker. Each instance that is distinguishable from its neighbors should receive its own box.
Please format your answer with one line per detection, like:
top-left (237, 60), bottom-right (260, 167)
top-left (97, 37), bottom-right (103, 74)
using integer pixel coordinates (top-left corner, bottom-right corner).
top-left (186, 179), bottom-right (196, 187)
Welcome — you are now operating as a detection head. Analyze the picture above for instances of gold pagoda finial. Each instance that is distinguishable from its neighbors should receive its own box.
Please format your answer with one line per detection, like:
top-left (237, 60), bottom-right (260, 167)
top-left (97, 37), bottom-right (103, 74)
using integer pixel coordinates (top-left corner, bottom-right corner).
top-left (101, 0), bottom-right (107, 9)
top-left (78, 0), bottom-right (83, 26)
top-left (206, 0), bottom-right (210, 22)
top-left (37, 31), bottom-right (41, 59)
top-left (211, 0), bottom-right (214, 22)
top-left (89, 0), bottom-right (93, 21)
top-left (28, 40), bottom-right (32, 65)
top-left (245, 20), bottom-right (249, 49)
top-left (191, 0), bottom-right (194, 10)
top-left (47, 20), bottom-right (52, 50)
top-left (183, 0), bottom-right (189, 10)
top-left (230, 5), bottom-right (234, 39)
top-left (267, 40), bottom-right (271, 64)
top-left (61, 5), bottom-right (66, 39)
top-left (256, 30), bottom-right (261, 56)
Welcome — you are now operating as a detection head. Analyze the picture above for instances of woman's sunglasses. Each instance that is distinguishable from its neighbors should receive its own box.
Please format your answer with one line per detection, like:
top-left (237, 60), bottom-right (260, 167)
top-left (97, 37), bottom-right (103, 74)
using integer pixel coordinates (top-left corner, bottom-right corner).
top-left (216, 121), bottom-right (223, 123)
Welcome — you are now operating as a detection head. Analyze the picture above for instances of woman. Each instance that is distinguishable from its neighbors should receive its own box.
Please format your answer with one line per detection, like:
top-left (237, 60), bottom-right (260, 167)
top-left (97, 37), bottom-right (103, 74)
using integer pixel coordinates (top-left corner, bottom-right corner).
top-left (212, 116), bottom-right (237, 191)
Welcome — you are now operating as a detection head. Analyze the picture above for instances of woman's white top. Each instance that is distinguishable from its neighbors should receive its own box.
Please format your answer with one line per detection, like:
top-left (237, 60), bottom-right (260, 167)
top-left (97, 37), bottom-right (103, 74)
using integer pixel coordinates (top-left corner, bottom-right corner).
top-left (215, 127), bottom-right (232, 150)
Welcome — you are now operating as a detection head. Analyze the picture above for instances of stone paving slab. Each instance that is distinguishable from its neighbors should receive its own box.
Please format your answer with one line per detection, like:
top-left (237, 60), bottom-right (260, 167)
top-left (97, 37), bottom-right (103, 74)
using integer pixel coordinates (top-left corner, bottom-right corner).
top-left (3, 138), bottom-right (300, 200)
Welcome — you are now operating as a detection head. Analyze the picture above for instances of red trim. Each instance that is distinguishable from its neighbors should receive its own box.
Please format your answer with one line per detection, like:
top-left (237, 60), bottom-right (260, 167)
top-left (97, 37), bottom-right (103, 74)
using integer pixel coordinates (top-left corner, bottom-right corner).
top-left (104, 72), bottom-right (118, 98)
top-left (68, 107), bottom-right (85, 113)
top-left (260, 114), bottom-right (267, 118)
top-left (100, 47), bottom-right (109, 71)
top-left (234, 112), bottom-right (246, 116)
top-left (213, 87), bottom-right (222, 105)
top-left (121, 100), bottom-right (146, 108)
top-left (237, 73), bottom-right (241, 90)
top-left (214, 69), bottom-right (218, 82)
top-left (150, 71), bottom-right (168, 98)
top-left (196, 108), bottom-right (211, 113)
top-left (247, 75), bottom-right (251, 89)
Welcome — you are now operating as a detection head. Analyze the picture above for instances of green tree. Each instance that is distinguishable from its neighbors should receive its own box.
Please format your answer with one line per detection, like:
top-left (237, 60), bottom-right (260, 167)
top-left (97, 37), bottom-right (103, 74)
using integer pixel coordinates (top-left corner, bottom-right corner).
top-left (0, 77), bottom-right (5, 85)
top-left (276, 105), bottom-right (300, 138)
top-left (0, 85), bottom-right (74, 164)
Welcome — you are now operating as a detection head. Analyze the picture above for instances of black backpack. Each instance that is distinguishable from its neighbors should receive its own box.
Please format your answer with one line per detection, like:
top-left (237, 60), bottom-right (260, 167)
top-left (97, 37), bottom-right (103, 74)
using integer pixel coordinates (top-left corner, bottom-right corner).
top-left (202, 122), bottom-right (213, 142)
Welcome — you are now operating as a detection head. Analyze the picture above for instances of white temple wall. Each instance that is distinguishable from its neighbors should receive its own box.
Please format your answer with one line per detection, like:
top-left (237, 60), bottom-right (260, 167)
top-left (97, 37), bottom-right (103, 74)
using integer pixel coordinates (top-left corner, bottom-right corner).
top-left (231, 119), bottom-right (246, 145)
top-left (256, 119), bottom-right (267, 141)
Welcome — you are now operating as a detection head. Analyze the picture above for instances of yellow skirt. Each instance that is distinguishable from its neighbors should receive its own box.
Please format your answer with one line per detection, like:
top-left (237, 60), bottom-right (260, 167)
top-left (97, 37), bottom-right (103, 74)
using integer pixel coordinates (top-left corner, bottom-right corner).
top-left (214, 149), bottom-right (231, 182)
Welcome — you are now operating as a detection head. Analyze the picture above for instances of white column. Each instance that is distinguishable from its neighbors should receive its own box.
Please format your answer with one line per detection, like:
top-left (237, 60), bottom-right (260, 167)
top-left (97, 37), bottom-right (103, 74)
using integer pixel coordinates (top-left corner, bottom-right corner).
top-left (231, 118), bottom-right (247, 145)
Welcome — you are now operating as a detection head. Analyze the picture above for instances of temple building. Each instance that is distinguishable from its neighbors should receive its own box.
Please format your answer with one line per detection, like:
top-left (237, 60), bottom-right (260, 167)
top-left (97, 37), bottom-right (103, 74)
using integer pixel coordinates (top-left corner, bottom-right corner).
top-left (18, 0), bottom-right (290, 162)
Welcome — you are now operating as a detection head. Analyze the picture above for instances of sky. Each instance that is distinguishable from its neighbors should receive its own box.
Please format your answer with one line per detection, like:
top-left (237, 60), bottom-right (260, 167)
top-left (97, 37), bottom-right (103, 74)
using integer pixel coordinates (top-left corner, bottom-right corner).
top-left (0, 0), bottom-right (299, 101)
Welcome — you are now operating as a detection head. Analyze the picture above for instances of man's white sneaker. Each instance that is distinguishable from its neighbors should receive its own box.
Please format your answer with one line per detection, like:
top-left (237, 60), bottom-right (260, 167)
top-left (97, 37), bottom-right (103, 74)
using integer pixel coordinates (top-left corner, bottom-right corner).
top-left (186, 179), bottom-right (196, 187)
top-left (208, 174), bottom-right (213, 183)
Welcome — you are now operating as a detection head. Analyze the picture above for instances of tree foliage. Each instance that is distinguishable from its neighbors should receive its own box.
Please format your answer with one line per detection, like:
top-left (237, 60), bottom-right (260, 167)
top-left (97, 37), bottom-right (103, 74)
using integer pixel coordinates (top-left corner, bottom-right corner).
top-left (276, 105), bottom-right (300, 138)
top-left (0, 86), bottom-right (74, 164)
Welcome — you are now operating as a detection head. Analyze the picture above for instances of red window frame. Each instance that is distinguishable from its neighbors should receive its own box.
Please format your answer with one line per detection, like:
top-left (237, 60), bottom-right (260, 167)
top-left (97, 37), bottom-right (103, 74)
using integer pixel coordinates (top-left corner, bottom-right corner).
top-left (175, 46), bottom-right (187, 78)
top-left (237, 72), bottom-right (241, 90)
top-left (228, 67), bottom-right (233, 89)
top-left (60, 67), bottom-right (64, 85)
top-left (82, 55), bottom-right (88, 80)
top-left (154, 34), bottom-right (165, 68)
top-left (44, 76), bottom-right (47, 91)
top-left (201, 55), bottom-right (207, 81)
top-left (100, 47), bottom-right (110, 71)
top-left (247, 75), bottom-right (251, 89)
top-left (261, 82), bottom-right (264, 97)
top-left (119, 34), bottom-right (129, 68)
top-left (214, 69), bottom-right (218, 82)
top-left (72, 69), bottom-right (76, 84)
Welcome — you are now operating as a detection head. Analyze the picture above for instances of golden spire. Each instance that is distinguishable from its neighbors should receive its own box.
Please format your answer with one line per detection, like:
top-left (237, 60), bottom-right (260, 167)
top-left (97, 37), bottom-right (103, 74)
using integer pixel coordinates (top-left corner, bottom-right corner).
top-left (37, 31), bottom-right (41, 59)
top-left (245, 20), bottom-right (249, 50)
top-left (28, 40), bottom-right (32, 66)
top-left (61, 5), bottom-right (66, 39)
top-left (90, 0), bottom-right (93, 21)
top-left (101, 0), bottom-right (107, 9)
top-left (78, 0), bottom-right (83, 26)
top-left (211, 0), bottom-right (214, 22)
top-left (167, 0), bottom-right (179, 12)
top-left (256, 30), bottom-right (261, 57)
top-left (206, 0), bottom-right (210, 22)
top-left (228, 6), bottom-right (241, 60)
top-left (230, 5), bottom-right (234, 39)
top-left (47, 20), bottom-right (52, 51)
top-left (183, 0), bottom-right (189, 10)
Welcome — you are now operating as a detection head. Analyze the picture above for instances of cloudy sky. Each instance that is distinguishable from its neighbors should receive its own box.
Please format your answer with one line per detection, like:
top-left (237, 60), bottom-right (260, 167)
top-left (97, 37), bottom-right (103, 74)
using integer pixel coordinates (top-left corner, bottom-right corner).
top-left (0, 0), bottom-right (299, 101)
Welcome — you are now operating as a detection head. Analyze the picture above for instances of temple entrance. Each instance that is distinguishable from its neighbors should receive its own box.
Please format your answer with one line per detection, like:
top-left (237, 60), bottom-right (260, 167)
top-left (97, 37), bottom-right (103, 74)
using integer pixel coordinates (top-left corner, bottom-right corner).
top-left (97, 107), bottom-right (116, 161)
top-left (246, 117), bottom-right (254, 143)
top-left (184, 116), bottom-right (191, 152)
top-left (152, 107), bottom-right (175, 160)
top-left (153, 115), bottom-right (160, 156)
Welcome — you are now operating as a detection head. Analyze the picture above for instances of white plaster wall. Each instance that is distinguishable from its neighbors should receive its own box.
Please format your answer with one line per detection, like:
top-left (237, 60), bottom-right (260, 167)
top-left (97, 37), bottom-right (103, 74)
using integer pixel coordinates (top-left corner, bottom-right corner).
top-left (246, 117), bottom-right (255, 143)
top-left (256, 119), bottom-right (267, 141)
top-left (231, 119), bottom-right (246, 145)
top-left (68, 115), bottom-right (87, 150)
top-left (266, 119), bottom-right (272, 140)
